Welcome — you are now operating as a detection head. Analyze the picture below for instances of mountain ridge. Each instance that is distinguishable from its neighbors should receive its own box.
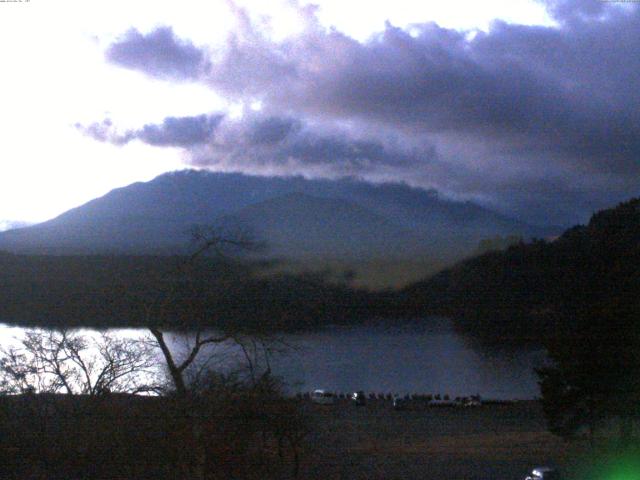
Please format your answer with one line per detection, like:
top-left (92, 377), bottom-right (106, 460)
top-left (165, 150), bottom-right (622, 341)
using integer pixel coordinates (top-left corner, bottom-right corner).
top-left (0, 169), bottom-right (556, 260)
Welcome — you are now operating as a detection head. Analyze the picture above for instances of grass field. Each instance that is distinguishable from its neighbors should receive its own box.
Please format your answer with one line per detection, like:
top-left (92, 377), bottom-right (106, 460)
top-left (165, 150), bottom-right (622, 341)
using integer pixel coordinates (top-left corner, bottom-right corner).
top-left (300, 400), bottom-right (584, 480)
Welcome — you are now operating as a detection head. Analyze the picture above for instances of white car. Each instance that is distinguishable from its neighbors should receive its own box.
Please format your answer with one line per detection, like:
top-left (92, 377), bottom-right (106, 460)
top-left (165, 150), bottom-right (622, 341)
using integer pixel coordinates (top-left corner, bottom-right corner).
top-left (524, 466), bottom-right (561, 480)
top-left (311, 389), bottom-right (336, 405)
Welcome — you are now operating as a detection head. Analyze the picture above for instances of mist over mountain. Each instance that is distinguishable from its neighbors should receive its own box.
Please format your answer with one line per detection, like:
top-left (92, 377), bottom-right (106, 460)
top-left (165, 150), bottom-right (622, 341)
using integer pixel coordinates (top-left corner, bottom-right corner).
top-left (0, 220), bottom-right (31, 232)
top-left (0, 170), bottom-right (554, 260)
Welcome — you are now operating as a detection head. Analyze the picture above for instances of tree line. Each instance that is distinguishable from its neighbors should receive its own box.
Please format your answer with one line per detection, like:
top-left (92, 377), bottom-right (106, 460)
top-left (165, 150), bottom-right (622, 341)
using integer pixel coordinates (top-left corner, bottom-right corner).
top-left (0, 252), bottom-right (394, 332)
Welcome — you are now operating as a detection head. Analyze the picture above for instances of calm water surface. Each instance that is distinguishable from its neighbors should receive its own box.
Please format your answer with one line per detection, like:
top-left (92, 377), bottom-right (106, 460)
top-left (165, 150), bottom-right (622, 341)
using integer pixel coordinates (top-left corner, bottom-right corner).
top-left (269, 320), bottom-right (545, 399)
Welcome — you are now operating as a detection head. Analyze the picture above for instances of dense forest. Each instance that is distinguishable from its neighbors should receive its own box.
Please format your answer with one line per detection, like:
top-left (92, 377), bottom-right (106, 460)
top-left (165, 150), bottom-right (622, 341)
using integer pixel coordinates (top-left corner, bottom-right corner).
top-left (403, 198), bottom-right (640, 345)
top-left (0, 253), bottom-right (395, 332)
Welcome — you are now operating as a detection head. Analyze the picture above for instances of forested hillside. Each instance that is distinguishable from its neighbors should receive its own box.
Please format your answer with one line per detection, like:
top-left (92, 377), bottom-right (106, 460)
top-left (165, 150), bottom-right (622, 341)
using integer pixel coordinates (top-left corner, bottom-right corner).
top-left (403, 198), bottom-right (640, 344)
top-left (0, 253), bottom-right (393, 331)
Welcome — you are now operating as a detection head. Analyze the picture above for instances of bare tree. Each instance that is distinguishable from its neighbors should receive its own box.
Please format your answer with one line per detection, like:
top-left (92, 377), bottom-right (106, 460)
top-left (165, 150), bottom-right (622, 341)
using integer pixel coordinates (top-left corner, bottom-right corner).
top-left (187, 224), bottom-right (264, 263)
top-left (147, 225), bottom-right (276, 397)
top-left (0, 329), bottom-right (160, 395)
top-left (137, 226), bottom-right (311, 480)
top-left (148, 328), bottom-right (230, 397)
top-left (231, 332), bottom-right (293, 385)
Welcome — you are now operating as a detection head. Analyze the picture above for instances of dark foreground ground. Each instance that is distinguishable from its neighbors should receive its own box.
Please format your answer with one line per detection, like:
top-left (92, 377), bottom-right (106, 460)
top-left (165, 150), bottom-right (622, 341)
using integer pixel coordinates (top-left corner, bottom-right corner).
top-left (301, 400), bottom-right (581, 480)
top-left (0, 394), bottom-right (589, 480)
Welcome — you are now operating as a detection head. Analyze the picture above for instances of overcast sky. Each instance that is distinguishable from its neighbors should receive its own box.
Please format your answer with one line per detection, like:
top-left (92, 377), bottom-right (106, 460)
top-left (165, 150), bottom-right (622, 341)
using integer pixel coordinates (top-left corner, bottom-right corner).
top-left (1, 0), bottom-right (637, 226)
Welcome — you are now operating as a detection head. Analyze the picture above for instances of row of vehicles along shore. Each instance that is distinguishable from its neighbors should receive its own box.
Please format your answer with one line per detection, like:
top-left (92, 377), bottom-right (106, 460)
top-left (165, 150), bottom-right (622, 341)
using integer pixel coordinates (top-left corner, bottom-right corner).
top-left (309, 389), bottom-right (486, 408)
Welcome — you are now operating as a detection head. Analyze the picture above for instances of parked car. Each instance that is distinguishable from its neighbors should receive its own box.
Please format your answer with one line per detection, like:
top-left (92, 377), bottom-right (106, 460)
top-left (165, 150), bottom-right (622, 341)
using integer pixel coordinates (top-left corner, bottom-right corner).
top-left (393, 397), bottom-right (408, 410)
top-left (461, 396), bottom-right (482, 407)
top-left (523, 466), bottom-right (561, 480)
top-left (351, 390), bottom-right (366, 406)
top-left (311, 389), bottom-right (336, 405)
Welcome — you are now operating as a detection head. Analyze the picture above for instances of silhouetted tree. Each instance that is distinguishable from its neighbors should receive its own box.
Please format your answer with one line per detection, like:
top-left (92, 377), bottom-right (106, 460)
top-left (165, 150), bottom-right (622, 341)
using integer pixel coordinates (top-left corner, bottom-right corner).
top-left (538, 297), bottom-right (640, 445)
top-left (0, 328), bottom-right (159, 395)
top-left (143, 227), bottom-right (309, 480)
top-left (147, 225), bottom-right (277, 397)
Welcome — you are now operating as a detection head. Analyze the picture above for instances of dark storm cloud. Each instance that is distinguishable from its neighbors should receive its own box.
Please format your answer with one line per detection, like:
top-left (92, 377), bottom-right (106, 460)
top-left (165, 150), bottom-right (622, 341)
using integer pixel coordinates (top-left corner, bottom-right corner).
top-left (263, 16), bottom-right (640, 176)
top-left (137, 114), bottom-right (224, 147)
top-left (188, 113), bottom-right (433, 176)
top-left (248, 117), bottom-right (301, 144)
top-left (77, 111), bottom-right (430, 172)
top-left (100, 1), bottom-right (640, 224)
top-left (76, 114), bottom-right (223, 147)
top-left (106, 27), bottom-right (208, 80)
top-left (104, 5), bottom-right (640, 173)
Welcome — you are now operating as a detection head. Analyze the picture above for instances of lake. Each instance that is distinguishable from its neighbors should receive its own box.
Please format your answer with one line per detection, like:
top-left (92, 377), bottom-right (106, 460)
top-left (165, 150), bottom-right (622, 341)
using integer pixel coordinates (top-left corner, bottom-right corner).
top-left (269, 320), bottom-right (546, 399)
top-left (0, 319), bottom-right (546, 399)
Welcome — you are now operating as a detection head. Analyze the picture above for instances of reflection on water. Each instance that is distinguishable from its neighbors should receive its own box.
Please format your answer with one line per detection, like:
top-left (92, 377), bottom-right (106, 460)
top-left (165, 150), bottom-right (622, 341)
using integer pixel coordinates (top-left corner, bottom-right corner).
top-left (0, 319), bottom-right (545, 399)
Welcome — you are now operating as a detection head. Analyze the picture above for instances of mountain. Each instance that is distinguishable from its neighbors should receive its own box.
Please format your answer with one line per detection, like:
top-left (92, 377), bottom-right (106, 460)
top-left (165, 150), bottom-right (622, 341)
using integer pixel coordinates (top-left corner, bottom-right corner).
top-left (0, 170), bottom-right (554, 258)
top-left (222, 192), bottom-right (428, 259)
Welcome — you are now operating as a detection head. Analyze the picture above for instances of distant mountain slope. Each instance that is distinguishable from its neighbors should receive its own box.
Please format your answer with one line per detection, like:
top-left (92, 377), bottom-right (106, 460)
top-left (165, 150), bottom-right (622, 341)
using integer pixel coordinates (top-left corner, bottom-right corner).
top-left (222, 192), bottom-right (428, 259)
top-left (0, 170), bottom-right (553, 257)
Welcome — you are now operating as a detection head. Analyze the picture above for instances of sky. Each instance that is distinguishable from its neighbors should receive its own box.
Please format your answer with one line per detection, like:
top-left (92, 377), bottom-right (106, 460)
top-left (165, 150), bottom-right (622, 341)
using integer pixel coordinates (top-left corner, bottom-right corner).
top-left (0, 0), bottom-right (638, 226)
